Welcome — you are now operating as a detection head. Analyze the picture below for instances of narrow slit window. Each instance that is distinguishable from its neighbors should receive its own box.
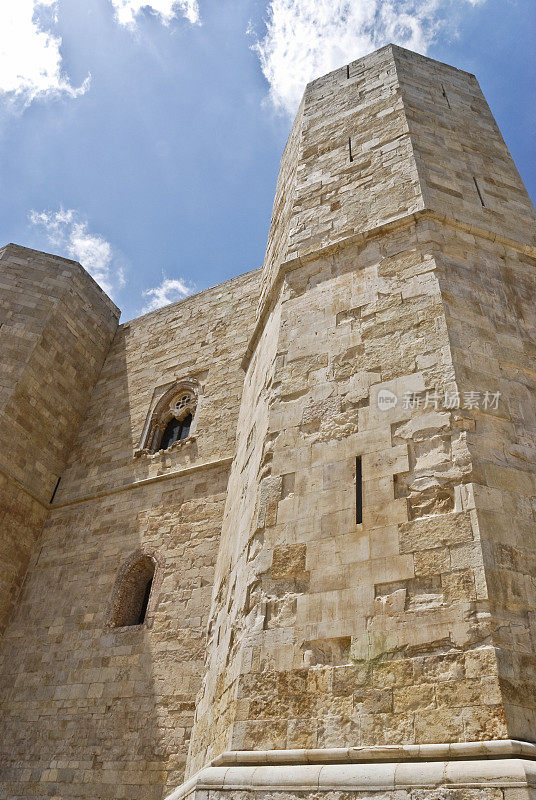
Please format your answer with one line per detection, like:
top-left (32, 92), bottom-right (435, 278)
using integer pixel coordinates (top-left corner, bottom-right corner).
top-left (50, 477), bottom-right (61, 504)
top-left (356, 456), bottom-right (363, 524)
top-left (441, 83), bottom-right (451, 108)
top-left (346, 64), bottom-right (350, 79)
top-left (137, 577), bottom-right (153, 625)
top-left (473, 176), bottom-right (485, 207)
top-left (348, 136), bottom-right (353, 163)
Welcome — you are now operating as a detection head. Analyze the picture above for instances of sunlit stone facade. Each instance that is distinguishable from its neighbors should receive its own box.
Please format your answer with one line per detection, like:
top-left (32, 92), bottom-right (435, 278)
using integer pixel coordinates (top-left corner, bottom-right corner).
top-left (1, 44), bottom-right (536, 800)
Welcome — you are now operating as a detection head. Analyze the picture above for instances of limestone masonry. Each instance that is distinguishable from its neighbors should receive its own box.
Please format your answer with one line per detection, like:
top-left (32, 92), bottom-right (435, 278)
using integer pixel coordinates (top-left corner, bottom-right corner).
top-left (1, 44), bottom-right (536, 800)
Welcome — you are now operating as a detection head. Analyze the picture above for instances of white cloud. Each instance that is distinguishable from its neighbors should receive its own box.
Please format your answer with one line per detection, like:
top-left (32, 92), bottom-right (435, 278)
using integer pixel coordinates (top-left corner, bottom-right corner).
top-left (253, 0), bottom-right (489, 115)
top-left (110, 0), bottom-right (200, 27)
top-left (141, 276), bottom-right (194, 313)
top-left (29, 208), bottom-right (126, 298)
top-left (0, 1), bottom-right (89, 105)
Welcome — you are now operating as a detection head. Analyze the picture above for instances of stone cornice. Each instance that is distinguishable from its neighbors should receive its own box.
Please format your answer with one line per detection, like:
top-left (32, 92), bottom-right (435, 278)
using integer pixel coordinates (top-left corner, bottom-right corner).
top-left (166, 741), bottom-right (536, 800)
top-left (50, 456), bottom-right (234, 510)
top-left (209, 740), bottom-right (536, 766)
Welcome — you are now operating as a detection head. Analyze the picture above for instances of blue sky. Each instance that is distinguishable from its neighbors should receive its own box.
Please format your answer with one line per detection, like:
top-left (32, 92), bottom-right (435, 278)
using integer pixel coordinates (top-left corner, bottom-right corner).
top-left (1, 0), bottom-right (534, 320)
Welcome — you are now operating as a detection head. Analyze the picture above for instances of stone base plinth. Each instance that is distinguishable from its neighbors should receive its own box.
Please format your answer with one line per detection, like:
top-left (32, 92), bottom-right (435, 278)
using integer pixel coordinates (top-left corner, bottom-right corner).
top-left (166, 741), bottom-right (536, 800)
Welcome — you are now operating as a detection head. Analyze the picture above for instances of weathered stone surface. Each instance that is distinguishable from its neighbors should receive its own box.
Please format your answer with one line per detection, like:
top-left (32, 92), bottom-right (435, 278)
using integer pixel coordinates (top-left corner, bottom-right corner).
top-left (0, 264), bottom-right (261, 798)
top-left (186, 44), bottom-right (536, 781)
top-left (2, 43), bottom-right (536, 800)
top-left (0, 244), bottom-right (119, 635)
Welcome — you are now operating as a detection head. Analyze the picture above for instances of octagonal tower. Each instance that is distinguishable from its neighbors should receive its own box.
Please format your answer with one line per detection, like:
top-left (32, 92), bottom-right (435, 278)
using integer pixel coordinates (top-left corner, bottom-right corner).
top-left (178, 44), bottom-right (536, 800)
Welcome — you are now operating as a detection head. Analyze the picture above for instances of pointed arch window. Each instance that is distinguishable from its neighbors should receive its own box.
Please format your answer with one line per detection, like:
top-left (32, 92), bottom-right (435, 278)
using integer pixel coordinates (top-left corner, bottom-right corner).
top-left (135, 379), bottom-right (199, 456)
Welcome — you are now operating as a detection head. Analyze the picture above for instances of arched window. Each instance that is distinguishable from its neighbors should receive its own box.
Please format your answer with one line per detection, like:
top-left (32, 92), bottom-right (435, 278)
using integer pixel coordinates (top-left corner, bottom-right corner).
top-left (110, 554), bottom-right (156, 627)
top-left (135, 379), bottom-right (199, 456)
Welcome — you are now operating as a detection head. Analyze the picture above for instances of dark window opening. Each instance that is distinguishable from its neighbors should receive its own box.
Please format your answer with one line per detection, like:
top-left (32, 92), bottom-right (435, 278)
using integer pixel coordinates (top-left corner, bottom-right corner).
top-left (179, 412), bottom-right (192, 439)
top-left (137, 577), bottom-right (153, 625)
top-left (346, 64), bottom-right (350, 79)
top-left (49, 476), bottom-right (61, 504)
top-left (441, 83), bottom-right (451, 108)
top-left (110, 555), bottom-right (156, 627)
top-left (160, 412), bottom-right (193, 450)
top-left (356, 456), bottom-right (363, 524)
top-left (348, 136), bottom-right (353, 163)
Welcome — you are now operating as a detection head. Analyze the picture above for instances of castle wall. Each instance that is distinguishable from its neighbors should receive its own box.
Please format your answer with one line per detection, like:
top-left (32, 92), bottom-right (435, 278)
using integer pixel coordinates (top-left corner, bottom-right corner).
top-left (258, 45), bottom-right (425, 311)
top-left (0, 471), bottom-right (49, 639)
top-left (395, 48), bottom-right (536, 246)
top-left (433, 225), bottom-right (536, 740)
top-left (185, 45), bottom-right (536, 778)
top-left (188, 224), bottom-right (505, 774)
top-left (0, 244), bottom-right (119, 635)
top-left (1, 43), bottom-right (536, 800)
top-left (0, 244), bottom-right (120, 502)
top-left (392, 47), bottom-right (536, 743)
top-left (189, 289), bottom-right (284, 765)
top-left (0, 268), bottom-right (261, 799)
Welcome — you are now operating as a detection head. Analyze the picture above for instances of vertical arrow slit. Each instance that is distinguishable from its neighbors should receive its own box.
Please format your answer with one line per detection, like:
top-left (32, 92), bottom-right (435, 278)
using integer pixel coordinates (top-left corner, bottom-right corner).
top-left (356, 457), bottom-right (363, 524)
top-left (473, 176), bottom-right (485, 207)
top-left (50, 477), bottom-right (61, 504)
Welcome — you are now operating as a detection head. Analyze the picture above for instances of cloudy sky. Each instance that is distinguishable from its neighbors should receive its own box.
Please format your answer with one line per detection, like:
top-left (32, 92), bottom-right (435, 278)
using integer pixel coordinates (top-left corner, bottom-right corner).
top-left (1, 0), bottom-right (534, 320)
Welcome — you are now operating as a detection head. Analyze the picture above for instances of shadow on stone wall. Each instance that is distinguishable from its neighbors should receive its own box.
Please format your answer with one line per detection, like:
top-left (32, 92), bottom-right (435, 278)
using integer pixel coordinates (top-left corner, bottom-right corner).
top-left (0, 323), bottom-right (229, 798)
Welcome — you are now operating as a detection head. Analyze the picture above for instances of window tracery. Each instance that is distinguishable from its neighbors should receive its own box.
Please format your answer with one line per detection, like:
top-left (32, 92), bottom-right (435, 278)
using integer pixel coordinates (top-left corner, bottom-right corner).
top-left (135, 379), bottom-right (199, 456)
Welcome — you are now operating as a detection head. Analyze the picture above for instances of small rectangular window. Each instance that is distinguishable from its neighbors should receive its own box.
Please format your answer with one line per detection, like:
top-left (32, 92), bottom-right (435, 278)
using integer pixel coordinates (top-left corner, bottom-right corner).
top-left (356, 457), bottom-right (363, 524)
top-left (348, 136), bottom-right (353, 163)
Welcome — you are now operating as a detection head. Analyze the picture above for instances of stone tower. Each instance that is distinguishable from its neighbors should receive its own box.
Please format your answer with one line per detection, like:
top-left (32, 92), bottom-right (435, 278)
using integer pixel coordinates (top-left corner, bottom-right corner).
top-left (1, 43), bottom-right (536, 800)
top-left (0, 245), bottom-right (119, 635)
top-left (181, 44), bottom-right (536, 798)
